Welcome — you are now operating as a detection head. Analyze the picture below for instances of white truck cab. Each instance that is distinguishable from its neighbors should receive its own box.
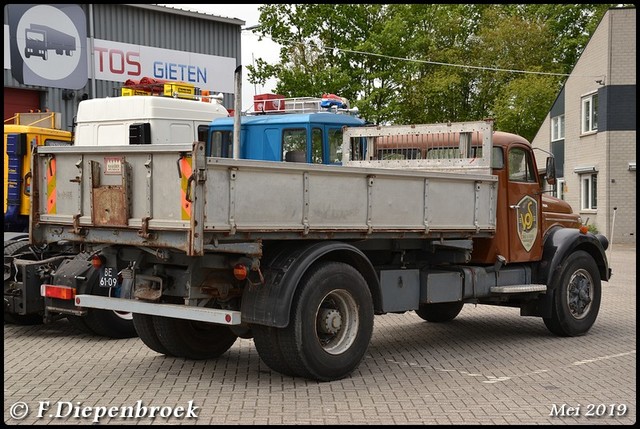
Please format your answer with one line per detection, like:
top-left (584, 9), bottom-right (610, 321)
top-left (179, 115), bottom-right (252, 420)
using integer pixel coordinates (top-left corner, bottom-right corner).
top-left (74, 91), bottom-right (229, 146)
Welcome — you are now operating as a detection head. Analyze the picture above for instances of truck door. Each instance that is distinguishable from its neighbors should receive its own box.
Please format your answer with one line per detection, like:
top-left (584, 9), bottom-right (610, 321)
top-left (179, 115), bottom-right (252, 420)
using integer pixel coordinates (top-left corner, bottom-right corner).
top-left (506, 145), bottom-right (543, 262)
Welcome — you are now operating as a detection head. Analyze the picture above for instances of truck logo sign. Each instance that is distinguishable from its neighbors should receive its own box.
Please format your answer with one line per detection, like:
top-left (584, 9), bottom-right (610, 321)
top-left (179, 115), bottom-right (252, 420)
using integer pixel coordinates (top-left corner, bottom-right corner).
top-left (7, 4), bottom-right (87, 89)
top-left (516, 195), bottom-right (538, 252)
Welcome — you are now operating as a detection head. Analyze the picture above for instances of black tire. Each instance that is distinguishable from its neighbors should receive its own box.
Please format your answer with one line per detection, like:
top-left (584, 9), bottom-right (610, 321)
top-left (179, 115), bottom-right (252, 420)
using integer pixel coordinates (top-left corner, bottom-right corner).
top-left (278, 261), bottom-right (374, 381)
top-left (252, 324), bottom-right (296, 377)
top-left (153, 316), bottom-right (238, 360)
top-left (543, 251), bottom-right (601, 337)
top-left (415, 301), bottom-right (464, 323)
top-left (82, 280), bottom-right (137, 339)
top-left (4, 240), bottom-right (30, 256)
top-left (66, 315), bottom-right (93, 334)
top-left (3, 311), bottom-right (43, 325)
top-left (133, 313), bottom-right (172, 355)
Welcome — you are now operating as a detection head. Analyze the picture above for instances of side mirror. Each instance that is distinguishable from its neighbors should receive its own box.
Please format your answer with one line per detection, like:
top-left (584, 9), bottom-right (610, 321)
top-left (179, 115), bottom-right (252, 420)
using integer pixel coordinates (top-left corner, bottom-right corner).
top-left (545, 156), bottom-right (556, 186)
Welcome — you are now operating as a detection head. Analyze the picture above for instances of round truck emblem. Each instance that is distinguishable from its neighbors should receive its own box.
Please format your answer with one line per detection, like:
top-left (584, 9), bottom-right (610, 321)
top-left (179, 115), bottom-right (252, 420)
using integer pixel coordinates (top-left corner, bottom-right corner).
top-left (515, 195), bottom-right (538, 252)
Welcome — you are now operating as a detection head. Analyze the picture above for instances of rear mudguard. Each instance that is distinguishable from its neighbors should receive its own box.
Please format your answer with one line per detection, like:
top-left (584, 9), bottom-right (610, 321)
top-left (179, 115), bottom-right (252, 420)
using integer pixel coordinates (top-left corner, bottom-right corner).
top-left (241, 241), bottom-right (380, 328)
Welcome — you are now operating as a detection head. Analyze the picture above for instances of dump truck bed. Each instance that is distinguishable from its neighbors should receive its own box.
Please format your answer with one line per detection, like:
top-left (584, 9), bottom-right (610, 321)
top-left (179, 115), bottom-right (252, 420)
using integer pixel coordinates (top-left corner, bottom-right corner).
top-left (31, 141), bottom-right (497, 255)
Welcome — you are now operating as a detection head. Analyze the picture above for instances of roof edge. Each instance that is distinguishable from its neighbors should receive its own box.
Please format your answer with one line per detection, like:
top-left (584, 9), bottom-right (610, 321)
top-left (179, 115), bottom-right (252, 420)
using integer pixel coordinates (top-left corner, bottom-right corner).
top-left (127, 4), bottom-right (245, 26)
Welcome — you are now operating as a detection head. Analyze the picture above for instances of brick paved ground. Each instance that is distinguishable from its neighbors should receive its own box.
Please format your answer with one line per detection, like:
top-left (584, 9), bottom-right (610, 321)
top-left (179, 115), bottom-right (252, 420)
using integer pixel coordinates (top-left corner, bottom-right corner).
top-left (4, 244), bottom-right (635, 425)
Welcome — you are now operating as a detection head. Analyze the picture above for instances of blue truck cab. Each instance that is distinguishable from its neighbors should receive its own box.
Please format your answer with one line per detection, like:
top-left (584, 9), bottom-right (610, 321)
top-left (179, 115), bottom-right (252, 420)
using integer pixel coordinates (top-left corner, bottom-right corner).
top-left (207, 112), bottom-right (365, 164)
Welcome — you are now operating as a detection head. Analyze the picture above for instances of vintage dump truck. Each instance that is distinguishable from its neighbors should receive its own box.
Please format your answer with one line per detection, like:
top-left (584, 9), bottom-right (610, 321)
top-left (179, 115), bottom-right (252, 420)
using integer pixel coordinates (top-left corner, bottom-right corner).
top-left (4, 81), bottom-right (228, 335)
top-left (28, 94), bottom-right (611, 381)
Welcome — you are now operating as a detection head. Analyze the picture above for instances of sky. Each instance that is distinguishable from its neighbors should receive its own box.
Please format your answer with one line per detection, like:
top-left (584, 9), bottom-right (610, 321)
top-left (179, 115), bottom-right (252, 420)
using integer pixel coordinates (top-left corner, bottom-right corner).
top-left (159, 4), bottom-right (281, 112)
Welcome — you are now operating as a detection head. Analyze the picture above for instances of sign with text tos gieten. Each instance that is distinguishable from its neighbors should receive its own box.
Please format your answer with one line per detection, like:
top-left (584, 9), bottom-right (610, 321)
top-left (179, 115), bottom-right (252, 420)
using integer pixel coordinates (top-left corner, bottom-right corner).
top-left (5, 4), bottom-right (236, 92)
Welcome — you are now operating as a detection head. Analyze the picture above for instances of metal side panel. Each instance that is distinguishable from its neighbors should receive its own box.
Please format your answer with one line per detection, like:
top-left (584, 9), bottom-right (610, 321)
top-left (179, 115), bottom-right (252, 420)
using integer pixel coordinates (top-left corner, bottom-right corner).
top-left (203, 158), bottom-right (498, 236)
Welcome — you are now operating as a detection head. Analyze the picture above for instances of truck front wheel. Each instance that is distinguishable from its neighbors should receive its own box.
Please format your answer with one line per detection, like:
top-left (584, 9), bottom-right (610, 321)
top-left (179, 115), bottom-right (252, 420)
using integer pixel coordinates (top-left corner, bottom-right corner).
top-left (153, 316), bottom-right (238, 360)
top-left (543, 250), bottom-right (601, 337)
top-left (278, 261), bottom-right (374, 381)
top-left (415, 301), bottom-right (464, 323)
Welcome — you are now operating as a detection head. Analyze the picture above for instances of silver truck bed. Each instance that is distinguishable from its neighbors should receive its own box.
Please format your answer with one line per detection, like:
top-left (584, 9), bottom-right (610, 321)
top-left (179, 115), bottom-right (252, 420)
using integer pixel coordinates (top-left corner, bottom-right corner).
top-left (32, 137), bottom-right (497, 256)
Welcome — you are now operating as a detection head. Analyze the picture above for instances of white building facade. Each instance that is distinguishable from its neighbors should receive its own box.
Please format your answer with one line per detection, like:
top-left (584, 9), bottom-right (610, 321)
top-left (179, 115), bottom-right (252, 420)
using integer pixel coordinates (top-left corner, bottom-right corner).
top-left (532, 7), bottom-right (636, 245)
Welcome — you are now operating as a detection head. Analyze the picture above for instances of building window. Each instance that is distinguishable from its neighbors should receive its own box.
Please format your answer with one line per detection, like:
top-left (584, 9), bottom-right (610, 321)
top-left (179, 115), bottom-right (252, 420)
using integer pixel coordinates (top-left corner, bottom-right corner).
top-left (551, 115), bottom-right (564, 141)
top-left (556, 178), bottom-right (566, 200)
top-left (581, 93), bottom-right (598, 134)
top-left (581, 173), bottom-right (597, 210)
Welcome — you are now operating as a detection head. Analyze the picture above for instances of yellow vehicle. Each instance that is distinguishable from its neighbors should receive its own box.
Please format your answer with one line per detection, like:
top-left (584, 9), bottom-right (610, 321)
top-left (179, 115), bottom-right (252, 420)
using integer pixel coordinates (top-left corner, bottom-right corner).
top-left (4, 112), bottom-right (72, 232)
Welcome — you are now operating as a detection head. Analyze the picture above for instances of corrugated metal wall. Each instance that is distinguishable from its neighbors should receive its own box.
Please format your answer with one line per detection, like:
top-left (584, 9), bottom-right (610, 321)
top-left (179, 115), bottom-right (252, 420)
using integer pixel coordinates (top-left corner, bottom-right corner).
top-left (4, 4), bottom-right (241, 132)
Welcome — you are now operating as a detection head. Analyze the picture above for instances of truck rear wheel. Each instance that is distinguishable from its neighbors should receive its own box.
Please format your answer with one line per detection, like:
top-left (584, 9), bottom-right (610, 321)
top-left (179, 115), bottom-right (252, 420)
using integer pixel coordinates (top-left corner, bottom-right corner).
top-left (543, 251), bottom-right (601, 337)
top-left (66, 315), bottom-right (93, 333)
top-left (252, 325), bottom-right (296, 377)
top-left (414, 302), bottom-right (464, 323)
top-left (132, 313), bottom-right (172, 355)
top-left (153, 316), bottom-right (238, 360)
top-left (82, 280), bottom-right (137, 339)
top-left (278, 261), bottom-right (374, 381)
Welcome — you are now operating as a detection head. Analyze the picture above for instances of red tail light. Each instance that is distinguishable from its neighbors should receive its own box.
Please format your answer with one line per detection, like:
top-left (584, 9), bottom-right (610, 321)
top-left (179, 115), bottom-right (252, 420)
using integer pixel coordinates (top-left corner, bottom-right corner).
top-left (41, 284), bottom-right (76, 300)
top-left (92, 255), bottom-right (105, 269)
top-left (233, 264), bottom-right (248, 280)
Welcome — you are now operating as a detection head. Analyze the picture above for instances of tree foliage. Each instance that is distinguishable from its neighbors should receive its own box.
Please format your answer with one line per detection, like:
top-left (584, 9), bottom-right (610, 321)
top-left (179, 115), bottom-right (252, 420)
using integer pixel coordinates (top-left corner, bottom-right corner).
top-left (248, 4), bottom-right (623, 141)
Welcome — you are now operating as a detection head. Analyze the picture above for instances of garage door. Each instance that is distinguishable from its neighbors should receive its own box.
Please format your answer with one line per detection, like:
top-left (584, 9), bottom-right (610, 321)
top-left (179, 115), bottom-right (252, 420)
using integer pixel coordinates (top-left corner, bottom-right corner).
top-left (4, 88), bottom-right (41, 122)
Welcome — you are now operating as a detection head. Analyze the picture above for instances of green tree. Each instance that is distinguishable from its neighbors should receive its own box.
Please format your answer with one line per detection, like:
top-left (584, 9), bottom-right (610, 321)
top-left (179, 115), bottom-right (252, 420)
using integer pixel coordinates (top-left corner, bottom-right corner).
top-left (249, 4), bottom-right (626, 134)
top-left (491, 75), bottom-right (559, 141)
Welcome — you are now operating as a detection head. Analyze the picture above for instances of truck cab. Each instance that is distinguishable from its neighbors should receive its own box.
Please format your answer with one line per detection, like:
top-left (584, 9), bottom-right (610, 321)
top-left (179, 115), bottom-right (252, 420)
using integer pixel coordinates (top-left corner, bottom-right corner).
top-left (208, 96), bottom-right (364, 164)
top-left (74, 93), bottom-right (228, 147)
top-left (470, 132), bottom-right (581, 264)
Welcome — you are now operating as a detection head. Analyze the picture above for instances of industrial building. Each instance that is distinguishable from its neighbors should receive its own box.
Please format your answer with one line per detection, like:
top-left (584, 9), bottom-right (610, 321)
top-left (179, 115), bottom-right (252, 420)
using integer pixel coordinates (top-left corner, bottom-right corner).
top-left (4, 4), bottom-right (243, 130)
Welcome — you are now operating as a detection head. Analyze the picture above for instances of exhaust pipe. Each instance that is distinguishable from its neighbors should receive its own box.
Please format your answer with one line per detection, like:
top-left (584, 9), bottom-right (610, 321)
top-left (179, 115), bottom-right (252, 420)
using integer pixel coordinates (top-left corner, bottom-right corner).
top-left (233, 65), bottom-right (242, 160)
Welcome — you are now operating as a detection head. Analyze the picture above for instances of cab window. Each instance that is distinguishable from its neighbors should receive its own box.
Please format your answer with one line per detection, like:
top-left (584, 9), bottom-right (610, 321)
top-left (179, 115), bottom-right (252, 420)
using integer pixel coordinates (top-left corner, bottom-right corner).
top-left (209, 130), bottom-right (233, 158)
top-left (328, 128), bottom-right (343, 163)
top-left (283, 128), bottom-right (307, 162)
top-left (508, 147), bottom-right (536, 182)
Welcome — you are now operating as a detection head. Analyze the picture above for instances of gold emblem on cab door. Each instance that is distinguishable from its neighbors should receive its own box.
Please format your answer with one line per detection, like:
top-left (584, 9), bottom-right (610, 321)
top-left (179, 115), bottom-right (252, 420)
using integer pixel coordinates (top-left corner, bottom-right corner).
top-left (516, 195), bottom-right (538, 252)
